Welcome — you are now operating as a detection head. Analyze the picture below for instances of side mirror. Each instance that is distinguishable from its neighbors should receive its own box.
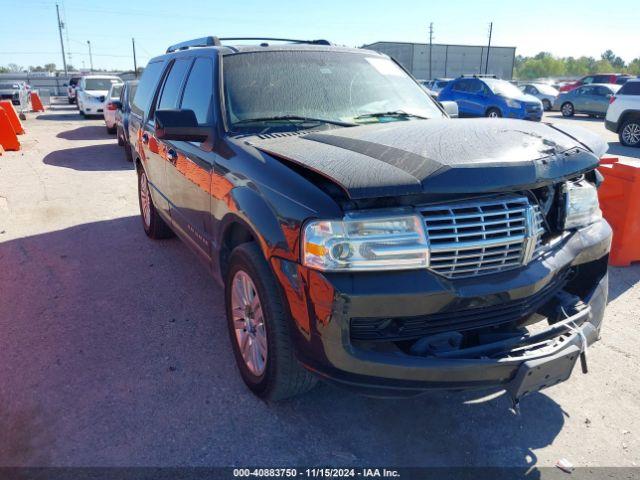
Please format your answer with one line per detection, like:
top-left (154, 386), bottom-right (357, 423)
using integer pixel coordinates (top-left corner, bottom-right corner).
top-left (155, 109), bottom-right (210, 142)
top-left (440, 101), bottom-right (459, 118)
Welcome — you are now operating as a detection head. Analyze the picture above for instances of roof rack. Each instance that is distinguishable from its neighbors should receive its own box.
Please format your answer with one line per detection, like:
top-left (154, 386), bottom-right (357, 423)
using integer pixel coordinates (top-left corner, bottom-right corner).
top-left (166, 36), bottom-right (331, 53)
top-left (460, 74), bottom-right (499, 79)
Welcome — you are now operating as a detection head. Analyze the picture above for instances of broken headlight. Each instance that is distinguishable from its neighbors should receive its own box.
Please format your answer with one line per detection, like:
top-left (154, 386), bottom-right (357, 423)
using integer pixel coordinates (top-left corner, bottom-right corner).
top-left (302, 213), bottom-right (429, 271)
top-left (562, 179), bottom-right (602, 230)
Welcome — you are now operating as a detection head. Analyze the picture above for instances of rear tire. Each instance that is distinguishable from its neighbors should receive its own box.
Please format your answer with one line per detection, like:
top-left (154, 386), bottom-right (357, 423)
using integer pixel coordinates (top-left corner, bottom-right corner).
top-left (620, 119), bottom-right (640, 147)
top-left (137, 166), bottom-right (174, 239)
top-left (124, 143), bottom-right (133, 162)
top-left (116, 126), bottom-right (125, 146)
top-left (225, 242), bottom-right (317, 401)
top-left (561, 102), bottom-right (574, 117)
top-left (68, 98), bottom-right (74, 104)
top-left (542, 99), bottom-right (551, 111)
top-left (106, 125), bottom-right (117, 135)
top-left (486, 108), bottom-right (502, 118)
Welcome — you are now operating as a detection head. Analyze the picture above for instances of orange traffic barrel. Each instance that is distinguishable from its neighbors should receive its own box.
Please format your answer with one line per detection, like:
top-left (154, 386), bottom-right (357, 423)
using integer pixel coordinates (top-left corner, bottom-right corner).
top-left (598, 158), bottom-right (640, 266)
top-left (0, 100), bottom-right (25, 135)
top-left (0, 108), bottom-right (20, 151)
top-left (30, 92), bottom-right (45, 112)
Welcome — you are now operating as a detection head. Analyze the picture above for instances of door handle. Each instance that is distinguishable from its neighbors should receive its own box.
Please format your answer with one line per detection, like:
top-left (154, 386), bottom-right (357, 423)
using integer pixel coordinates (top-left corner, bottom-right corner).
top-left (142, 133), bottom-right (149, 144)
top-left (167, 148), bottom-right (177, 164)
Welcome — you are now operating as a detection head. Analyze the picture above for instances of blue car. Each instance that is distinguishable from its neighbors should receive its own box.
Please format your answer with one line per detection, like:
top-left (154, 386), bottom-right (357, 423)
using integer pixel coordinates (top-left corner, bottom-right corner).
top-left (439, 76), bottom-right (543, 121)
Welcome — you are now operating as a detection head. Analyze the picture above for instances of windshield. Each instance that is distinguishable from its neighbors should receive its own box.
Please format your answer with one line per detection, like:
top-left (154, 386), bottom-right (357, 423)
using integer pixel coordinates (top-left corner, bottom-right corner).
top-left (85, 78), bottom-right (119, 90)
top-left (534, 84), bottom-right (558, 95)
top-left (223, 51), bottom-right (443, 129)
top-left (483, 79), bottom-right (524, 98)
top-left (0, 84), bottom-right (19, 90)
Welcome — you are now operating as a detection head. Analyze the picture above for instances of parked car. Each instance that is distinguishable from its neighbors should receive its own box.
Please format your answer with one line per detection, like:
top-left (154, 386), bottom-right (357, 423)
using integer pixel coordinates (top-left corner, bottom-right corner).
top-left (114, 80), bottom-right (138, 161)
top-left (426, 78), bottom-right (451, 94)
top-left (130, 36), bottom-right (611, 406)
top-left (438, 75), bottom-right (543, 120)
top-left (559, 74), bottom-right (631, 92)
top-left (606, 79), bottom-right (640, 147)
top-left (553, 83), bottom-right (621, 117)
top-left (76, 75), bottom-right (121, 116)
top-left (66, 76), bottom-right (82, 104)
top-left (103, 82), bottom-right (124, 134)
top-left (0, 82), bottom-right (29, 108)
top-left (519, 83), bottom-right (559, 111)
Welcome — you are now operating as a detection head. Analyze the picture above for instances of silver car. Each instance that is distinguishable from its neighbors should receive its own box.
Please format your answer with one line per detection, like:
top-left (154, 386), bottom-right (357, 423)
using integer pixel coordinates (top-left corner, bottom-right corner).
top-left (553, 83), bottom-right (621, 117)
top-left (0, 82), bottom-right (29, 109)
top-left (519, 83), bottom-right (558, 111)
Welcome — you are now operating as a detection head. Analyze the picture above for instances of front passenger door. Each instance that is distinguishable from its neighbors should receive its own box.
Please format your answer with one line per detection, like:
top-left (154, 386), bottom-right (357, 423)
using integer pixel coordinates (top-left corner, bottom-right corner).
top-left (164, 57), bottom-right (217, 263)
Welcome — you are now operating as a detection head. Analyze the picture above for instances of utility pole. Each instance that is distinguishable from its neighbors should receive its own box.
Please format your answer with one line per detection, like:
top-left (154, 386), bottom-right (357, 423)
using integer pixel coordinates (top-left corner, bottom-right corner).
top-left (55, 4), bottom-right (68, 75)
top-left (428, 22), bottom-right (434, 80)
top-left (485, 22), bottom-right (493, 75)
top-left (87, 40), bottom-right (94, 72)
top-left (132, 38), bottom-right (138, 78)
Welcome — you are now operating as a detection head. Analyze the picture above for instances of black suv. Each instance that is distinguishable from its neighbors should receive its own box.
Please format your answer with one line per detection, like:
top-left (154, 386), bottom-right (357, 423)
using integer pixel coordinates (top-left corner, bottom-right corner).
top-left (129, 37), bottom-right (612, 407)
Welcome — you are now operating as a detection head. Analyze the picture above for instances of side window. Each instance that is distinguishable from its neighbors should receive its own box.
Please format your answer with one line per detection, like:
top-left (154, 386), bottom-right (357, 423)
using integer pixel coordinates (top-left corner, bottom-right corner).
top-left (530, 86), bottom-right (539, 95)
top-left (157, 59), bottom-right (191, 110)
top-left (452, 80), bottom-right (468, 92)
top-left (132, 61), bottom-right (165, 117)
top-left (619, 82), bottom-right (640, 96)
top-left (468, 80), bottom-right (483, 94)
top-left (582, 77), bottom-right (594, 85)
top-left (180, 57), bottom-right (214, 125)
top-left (582, 86), bottom-right (596, 95)
top-left (595, 86), bottom-right (611, 97)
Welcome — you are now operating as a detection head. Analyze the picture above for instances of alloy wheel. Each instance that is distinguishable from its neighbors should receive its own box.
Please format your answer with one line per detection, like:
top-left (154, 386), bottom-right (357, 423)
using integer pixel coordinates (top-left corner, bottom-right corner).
top-left (622, 122), bottom-right (640, 146)
top-left (562, 103), bottom-right (573, 116)
top-left (231, 271), bottom-right (268, 376)
top-left (139, 171), bottom-right (151, 228)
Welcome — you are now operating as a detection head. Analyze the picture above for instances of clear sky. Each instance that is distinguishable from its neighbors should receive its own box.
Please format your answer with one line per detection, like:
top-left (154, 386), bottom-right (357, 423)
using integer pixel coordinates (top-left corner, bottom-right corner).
top-left (0, 0), bottom-right (637, 71)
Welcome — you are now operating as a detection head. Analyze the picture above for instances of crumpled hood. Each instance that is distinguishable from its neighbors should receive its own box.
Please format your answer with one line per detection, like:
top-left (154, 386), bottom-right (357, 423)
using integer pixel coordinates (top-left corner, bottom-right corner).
top-left (248, 118), bottom-right (607, 199)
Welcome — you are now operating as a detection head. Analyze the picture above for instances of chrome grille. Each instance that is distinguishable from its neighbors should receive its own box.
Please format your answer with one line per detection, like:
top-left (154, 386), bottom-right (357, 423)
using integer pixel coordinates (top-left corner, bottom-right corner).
top-left (421, 197), bottom-right (544, 279)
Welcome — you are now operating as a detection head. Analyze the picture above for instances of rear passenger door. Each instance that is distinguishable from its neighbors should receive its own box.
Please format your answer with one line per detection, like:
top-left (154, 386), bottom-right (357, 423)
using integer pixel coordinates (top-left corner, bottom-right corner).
top-left (164, 56), bottom-right (217, 263)
top-left (593, 86), bottom-right (613, 114)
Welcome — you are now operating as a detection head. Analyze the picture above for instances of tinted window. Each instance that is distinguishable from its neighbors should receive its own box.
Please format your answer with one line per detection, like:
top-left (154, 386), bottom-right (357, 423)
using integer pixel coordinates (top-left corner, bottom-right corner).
top-left (132, 61), bottom-right (165, 116)
top-left (180, 57), bottom-right (214, 125)
top-left (158, 59), bottom-right (191, 110)
top-left (593, 75), bottom-right (612, 83)
top-left (619, 82), bottom-right (640, 95)
top-left (595, 86), bottom-right (612, 96)
top-left (453, 79), bottom-right (472, 92)
top-left (582, 76), bottom-right (595, 84)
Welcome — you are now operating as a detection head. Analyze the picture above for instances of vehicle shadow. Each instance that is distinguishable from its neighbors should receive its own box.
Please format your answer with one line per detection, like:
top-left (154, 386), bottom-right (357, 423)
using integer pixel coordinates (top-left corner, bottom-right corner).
top-left (43, 143), bottom-right (133, 171)
top-left (35, 112), bottom-right (84, 121)
top-left (608, 265), bottom-right (640, 301)
top-left (57, 125), bottom-right (112, 141)
top-left (606, 142), bottom-right (640, 160)
top-left (545, 112), bottom-right (603, 123)
top-left (0, 216), bottom-right (569, 469)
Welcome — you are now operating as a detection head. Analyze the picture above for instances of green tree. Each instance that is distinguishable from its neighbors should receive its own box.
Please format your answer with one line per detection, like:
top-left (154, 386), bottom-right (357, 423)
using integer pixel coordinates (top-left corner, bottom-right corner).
top-left (627, 58), bottom-right (640, 76)
top-left (0, 65), bottom-right (9, 73)
top-left (601, 50), bottom-right (625, 70)
top-left (44, 63), bottom-right (56, 72)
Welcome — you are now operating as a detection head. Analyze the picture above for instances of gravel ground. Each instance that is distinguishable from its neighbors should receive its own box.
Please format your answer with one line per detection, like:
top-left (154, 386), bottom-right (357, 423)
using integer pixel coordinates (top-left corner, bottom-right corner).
top-left (0, 104), bottom-right (639, 470)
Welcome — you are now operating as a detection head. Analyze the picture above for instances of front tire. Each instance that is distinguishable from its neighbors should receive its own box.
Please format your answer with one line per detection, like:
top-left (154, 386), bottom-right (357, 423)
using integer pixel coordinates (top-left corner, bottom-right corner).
top-left (106, 124), bottom-right (117, 135)
top-left (620, 119), bottom-right (640, 147)
top-left (561, 102), bottom-right (574, 117)
top-left (225, 243), bottom-right (317, 401)
top-left (486, 108), bottom-right (502, 118)
top-left (137, 166), bottom-right (174, 239)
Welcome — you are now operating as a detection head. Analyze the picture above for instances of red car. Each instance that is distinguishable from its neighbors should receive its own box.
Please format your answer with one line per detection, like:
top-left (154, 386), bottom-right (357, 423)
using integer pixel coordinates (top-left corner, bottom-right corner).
top-left (559, 73), bottom-right (632, 92)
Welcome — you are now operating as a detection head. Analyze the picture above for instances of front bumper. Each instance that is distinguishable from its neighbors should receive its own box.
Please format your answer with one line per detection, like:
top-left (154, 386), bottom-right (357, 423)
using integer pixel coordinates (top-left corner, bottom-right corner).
top-left (274, 219), bottom-right (611, 396)
top-left (506, 106), bottom-right (543, 121)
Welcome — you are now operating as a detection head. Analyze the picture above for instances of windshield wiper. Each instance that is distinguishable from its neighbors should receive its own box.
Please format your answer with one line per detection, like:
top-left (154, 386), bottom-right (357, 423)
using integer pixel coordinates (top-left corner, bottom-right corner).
top-left (234, 115), bottom-right (355, 127)
top-left (354, 110), bottom-right (430, 121)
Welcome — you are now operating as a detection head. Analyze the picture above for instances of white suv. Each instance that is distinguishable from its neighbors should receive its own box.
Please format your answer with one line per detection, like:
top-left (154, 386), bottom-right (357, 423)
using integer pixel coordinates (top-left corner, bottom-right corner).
top-left (76, 75), bottom-right (121, 116)
top-left (605, 79), bottom-right (640, 147)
